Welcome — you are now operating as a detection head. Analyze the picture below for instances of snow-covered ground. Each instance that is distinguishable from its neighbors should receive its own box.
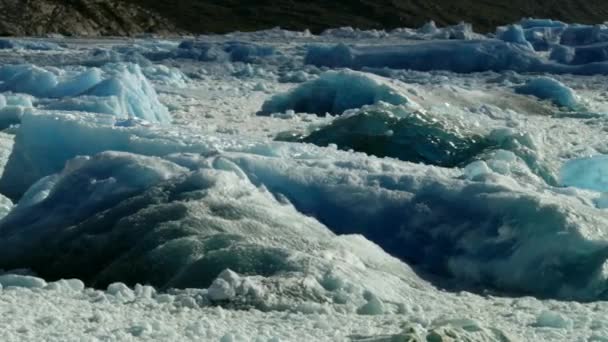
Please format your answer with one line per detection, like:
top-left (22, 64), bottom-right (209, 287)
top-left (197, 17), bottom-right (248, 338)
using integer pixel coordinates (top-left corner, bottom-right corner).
top-left (2, 20), bottom-right (608, 341)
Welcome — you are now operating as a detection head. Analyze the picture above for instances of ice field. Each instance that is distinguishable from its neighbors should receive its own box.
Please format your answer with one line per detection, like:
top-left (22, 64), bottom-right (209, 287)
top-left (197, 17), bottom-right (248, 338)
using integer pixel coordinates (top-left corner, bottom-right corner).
top-left (4, 19), bottom-right (608, 341)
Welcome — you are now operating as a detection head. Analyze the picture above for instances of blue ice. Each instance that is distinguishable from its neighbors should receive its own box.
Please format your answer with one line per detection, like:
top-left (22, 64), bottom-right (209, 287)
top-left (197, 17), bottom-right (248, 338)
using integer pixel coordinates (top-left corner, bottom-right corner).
top-left (515, 77), bottom-right (580, 109)
top-left (258, 70), bottom-right (413, 116)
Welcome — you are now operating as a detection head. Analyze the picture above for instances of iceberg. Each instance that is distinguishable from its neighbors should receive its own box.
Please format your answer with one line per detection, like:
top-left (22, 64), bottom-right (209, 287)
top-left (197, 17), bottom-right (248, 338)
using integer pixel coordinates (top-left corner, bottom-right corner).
top-left (515, 77), bottom-right (580, 109)
top-left (287, 104), bottom-right (488, 167)
top-left (2, 110), bottom-right (608, 300)
top-left (0, 63), bottom-right (170, 123)
top-left (258, 70), bottom-right (418, 116)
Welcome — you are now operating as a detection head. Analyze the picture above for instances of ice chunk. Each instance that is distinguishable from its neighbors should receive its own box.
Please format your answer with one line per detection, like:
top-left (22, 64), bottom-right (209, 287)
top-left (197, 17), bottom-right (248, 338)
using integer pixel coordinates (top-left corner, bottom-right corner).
top-left (289, 105), bottom-right (488, 167)
top-left (561, 155), bottom-right (608, 192)
top-left (534, 311), bottom-right (571, 329)
top-left (84, 64), bottom-right (171, 123)
top-left (560, 24), bottom-right (608, 46)
top-left (0, 152), bottom-right (341, 291)
top-left (45, 96), bottom-right (124, 116)
top-left (0, 94), bottom-right (34, 130)
top-left (550, 45), bottom-right (575, 64)
top-left (0, 63), bottom-right (170, 123)
top-left (168, 41), bottom-right (275, 63)
top-left (4, 110), bottom-right (608, 300)
top-left (497, 25), bottom-right (533, 49)
top-left (305, 40), bottom-right (608, 75)
top-left (0, 274), bottom-right (46, 289)
top-left (518, 18), bottom-right (567, 29)
top-left (464, 161), bottom-right (492, 180)
top-left (356, 291), bottom-right (385, 315)
top-left (569, 43), bottom-right (608, 65)
top-left (142, 65), bottom-right (189, 88)
top-left (515, 77), bottom-right (580, 109)
top-left (259, 70), bottom-right (417, 116)
top-left (0, 65), bottom-right (59, 97)
top-left (207, 269), bottom-right (241, 301)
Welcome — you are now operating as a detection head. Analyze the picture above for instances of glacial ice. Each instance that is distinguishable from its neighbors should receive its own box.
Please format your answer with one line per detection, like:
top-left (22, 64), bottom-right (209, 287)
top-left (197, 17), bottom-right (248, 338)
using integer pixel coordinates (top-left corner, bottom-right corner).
top-left (258, 70), bottom-right (417, 116)
top-left (497, 25), bottom-right (533, 49)
top-left (515, 77), bottom-right (580, 109)
top-left (305, 40), bottom-right (608, 75)
top-left (0, 93), bottom-right (33, 129)
top-left (2, 110), bottom-right (608, 300)
top-left (560, 155), bottom-right (608, 192)
top-left (0, 63), bottom-right (170, 123)
top-left (287, 104), bottom-right (488, 167)
top-left (148, 41), bottom-right (276, 63)
top-left (4, 20), bottom-right (608, 341)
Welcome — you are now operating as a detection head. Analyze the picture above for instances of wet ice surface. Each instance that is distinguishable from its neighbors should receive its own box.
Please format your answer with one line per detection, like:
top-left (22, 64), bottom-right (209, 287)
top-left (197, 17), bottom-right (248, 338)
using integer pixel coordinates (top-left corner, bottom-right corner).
top-left (2, 21), bottom-right (608, 341)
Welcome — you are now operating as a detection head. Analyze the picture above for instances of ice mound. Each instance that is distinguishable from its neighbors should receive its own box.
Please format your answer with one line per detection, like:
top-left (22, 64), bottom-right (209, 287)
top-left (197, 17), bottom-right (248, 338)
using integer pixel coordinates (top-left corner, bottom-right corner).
top-left (0, 149), bottom-right (430, 312)
top-left (305, 40), bottom-right (608, 75)
top-left (83, 64), bottom-right (171, 123)
top-left (142, 65), bottom-right (189, 88)
top-left (150, 41), bottom-right (275, 63)
top-left (286, 104), bottom-right (487, 167)
top-left (284, 105), bottom-right (555, 185)
top-left (258, 70), bottom-right (418, 116)
top-left (0, 151), bottom-right (312, 288)
top-left (515, 77), bottom-right (580, 109)
top-left (0, 93), bottom-right (34, 129)
top-left (0, 63), bottom-right (170, 123)
top-left (4, 111), bottom-right (608, 300)
top-left (497, 25), bottom-right (533, 49)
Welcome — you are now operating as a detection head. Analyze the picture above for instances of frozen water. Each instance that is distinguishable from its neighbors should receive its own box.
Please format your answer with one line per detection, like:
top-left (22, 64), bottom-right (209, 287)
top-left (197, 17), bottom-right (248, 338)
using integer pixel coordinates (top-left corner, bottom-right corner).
top-left (2, 110), bottom-right (608, 301)
top-left (0, 63), bottom-right (170, 123)
top-left (306, 40), bottom-right (608, 75)
top-left (288, 104), bottom-right (488, 167)
top-left (259, 70), bottom-right (418, 116)
top-left (515, 77), bottom-right (580, 109)
top-left (84, 64), bottom-right (171, 123)
top-left (150, 41), bottom-right (276, 63)
top-left (561, 155), bottom-right (608, 192)
top-left (497, 25), bottom-right (533, 49)
top-left (2, 19), bottom-right (608, 341)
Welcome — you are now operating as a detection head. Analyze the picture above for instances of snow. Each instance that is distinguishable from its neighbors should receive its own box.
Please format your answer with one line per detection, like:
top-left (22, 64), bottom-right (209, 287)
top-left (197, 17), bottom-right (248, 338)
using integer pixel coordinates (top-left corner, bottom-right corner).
top-left (1, 19), bottom-right (608, 341)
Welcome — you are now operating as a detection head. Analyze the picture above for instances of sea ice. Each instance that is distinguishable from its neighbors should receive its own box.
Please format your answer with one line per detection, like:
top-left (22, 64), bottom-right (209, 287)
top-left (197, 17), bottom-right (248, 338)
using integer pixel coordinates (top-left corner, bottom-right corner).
top-left (258, 70), bottom-right (418, 116)
top-left (515, 77), bottom-right (580, 109)
top-left (0, 63), bottom-right (170, 123)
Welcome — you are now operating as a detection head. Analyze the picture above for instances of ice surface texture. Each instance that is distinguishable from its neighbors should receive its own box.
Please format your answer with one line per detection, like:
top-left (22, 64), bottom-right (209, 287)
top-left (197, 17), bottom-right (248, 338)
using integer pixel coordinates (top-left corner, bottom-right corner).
top-left (515, 77), bottom-right (580, 109)
top-left (0, 63), bottom-right (170, 123)
top-left (0, 39), bottom-right (62, 51)
top-left (305, 40), bottom-right (608, 75)
top-left (2, 111), bottom-right (608, 300)
top-left (145, 41), bottom-right (275, 63)
top-left (258, 70), bottom-right (416, 116)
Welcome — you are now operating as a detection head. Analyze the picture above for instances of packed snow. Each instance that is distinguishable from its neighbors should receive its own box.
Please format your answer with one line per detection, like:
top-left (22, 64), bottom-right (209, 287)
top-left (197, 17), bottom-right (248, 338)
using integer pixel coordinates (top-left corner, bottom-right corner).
top-left (2, 19), bottom-right (608, 341)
